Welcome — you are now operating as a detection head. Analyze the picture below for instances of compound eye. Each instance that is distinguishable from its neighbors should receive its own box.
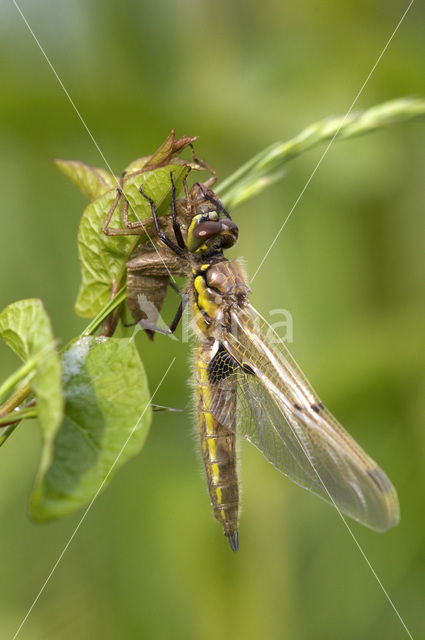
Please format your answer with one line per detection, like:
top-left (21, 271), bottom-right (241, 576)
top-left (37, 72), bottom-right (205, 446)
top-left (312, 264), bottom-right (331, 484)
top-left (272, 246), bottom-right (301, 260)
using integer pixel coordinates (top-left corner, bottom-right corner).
top-left (187, 216), bottom-right (239, 253)
top-left (192, 220), bottom-right (222, 241)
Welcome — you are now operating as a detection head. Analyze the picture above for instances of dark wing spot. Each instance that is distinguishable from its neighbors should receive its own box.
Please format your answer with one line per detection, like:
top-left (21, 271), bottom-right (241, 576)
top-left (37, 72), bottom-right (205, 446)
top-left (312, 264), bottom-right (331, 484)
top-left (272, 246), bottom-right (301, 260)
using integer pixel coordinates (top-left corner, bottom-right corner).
top-left (311, 403), bottom-right (322, 413)
top-left (294, 403), bottom-right (303, 411)
top-left (367, 468), bottom-right (392, 494)
top-left (242, 362), bottom-right (255, 376)
top-left (208, 345), bottom-right (240, 383)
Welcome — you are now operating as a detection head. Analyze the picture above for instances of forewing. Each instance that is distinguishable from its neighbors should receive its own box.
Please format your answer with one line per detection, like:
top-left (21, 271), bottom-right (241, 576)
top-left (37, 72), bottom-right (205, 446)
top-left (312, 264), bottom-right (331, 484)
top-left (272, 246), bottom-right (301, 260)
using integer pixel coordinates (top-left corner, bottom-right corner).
top-left (215, 304), bottom-right (400, 531)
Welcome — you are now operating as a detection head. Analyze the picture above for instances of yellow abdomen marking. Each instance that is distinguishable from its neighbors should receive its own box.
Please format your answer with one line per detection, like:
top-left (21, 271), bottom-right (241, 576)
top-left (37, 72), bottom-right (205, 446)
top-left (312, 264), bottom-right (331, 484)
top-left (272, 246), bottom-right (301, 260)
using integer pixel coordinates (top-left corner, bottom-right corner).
top-left (207, 436), bottom-right (217, 458)
top-left (204, 412), bottom-right (215, 435)
top-left (215, 487), bottom-right (223, 507)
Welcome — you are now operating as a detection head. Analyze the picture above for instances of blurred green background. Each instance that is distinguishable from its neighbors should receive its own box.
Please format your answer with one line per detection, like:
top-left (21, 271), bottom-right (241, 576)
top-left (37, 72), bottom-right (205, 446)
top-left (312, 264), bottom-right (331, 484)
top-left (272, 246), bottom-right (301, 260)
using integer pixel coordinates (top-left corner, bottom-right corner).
top-left (0, 1), bottom-right (424, 639)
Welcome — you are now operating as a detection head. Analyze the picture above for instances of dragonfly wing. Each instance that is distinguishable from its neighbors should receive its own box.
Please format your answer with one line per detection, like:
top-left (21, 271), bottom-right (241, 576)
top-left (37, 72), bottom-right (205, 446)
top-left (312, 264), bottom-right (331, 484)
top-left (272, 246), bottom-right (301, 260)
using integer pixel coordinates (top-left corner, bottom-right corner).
top-left (214, 304), bottom-right (400, 531)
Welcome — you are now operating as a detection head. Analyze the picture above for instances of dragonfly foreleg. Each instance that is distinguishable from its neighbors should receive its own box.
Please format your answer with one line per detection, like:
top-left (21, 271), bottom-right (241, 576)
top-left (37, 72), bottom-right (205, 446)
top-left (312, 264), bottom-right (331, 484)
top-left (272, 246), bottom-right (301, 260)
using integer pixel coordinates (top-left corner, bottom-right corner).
top-left (139, 183), bottom-right (186, 256)
top-left (195, 182), bottom-right (232, 220)
top-left (170, 171), bottom-right (186, 250)
top-left (168, 280), bottom-right (185, 297)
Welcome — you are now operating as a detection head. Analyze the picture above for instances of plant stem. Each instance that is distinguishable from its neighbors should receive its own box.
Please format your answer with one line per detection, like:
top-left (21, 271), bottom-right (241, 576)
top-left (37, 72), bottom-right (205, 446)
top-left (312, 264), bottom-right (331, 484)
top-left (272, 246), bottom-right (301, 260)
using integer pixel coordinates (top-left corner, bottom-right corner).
top-left (0, 382), bottom-right (32, 418)
top-left (0, 351), bottom-right (43, 402)
top-left (81, 285), bottom-right (127, 337)
top-left (0, 424), bottom-right (18, 446)
top-left (217, 97), bottom-right (425, 209)
top-left (0, 407), bottom-right (37, 428)
top-left (0, 383), bottom-right (33, 446)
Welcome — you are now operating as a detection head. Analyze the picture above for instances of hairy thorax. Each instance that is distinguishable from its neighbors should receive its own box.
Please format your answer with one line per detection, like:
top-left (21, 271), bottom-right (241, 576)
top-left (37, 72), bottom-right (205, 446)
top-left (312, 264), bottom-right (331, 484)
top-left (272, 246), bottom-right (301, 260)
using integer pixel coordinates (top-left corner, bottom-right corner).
top-left (192, 258), bottom-right (250, 338)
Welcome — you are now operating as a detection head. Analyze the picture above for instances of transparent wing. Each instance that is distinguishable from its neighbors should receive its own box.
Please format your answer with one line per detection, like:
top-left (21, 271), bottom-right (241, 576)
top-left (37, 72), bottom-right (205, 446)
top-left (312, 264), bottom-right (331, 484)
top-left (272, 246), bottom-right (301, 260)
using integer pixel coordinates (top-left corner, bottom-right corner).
top-left (208, 304), bottom-right (400, 531)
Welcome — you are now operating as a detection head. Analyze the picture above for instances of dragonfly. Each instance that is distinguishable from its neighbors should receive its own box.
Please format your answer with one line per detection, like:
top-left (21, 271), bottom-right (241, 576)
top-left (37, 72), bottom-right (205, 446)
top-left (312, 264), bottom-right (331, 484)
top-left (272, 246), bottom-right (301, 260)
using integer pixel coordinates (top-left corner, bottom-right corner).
top-left (102, 155), bottom-right (217, 339)
top-left (113, 172), bottom-right (400, 551)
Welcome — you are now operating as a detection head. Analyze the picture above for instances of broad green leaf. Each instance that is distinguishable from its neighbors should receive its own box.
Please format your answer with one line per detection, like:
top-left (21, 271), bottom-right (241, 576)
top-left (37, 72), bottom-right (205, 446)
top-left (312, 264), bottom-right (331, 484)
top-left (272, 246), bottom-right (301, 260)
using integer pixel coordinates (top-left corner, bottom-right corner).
top-left (75, 163), bottom-right (189, 318)
top-left (30, 336), bottom-right (152, 521)
top-left (124, 156), bottom-right (151, 174)
top-left (55, 159), bottom-right (117, 201)
top-left (0, 299), bottom-right (63, 467)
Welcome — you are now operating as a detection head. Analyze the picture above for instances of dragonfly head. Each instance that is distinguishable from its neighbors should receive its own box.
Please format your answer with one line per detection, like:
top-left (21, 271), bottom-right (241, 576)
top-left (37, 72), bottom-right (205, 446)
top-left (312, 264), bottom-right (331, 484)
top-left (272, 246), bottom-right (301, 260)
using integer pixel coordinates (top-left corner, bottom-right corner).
top-left (187, 211), bottom-right (238, 254)
top-left (186, 185), bottom-right (238, 254)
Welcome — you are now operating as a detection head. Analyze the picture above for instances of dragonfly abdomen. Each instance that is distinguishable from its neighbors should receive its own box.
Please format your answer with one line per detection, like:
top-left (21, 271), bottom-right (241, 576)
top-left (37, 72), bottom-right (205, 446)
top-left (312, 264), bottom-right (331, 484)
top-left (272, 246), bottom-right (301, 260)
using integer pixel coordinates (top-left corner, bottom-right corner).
top-left (197, 344), bottom-right (239, 551)
top-left (200, 412), bottom-right (239, 551)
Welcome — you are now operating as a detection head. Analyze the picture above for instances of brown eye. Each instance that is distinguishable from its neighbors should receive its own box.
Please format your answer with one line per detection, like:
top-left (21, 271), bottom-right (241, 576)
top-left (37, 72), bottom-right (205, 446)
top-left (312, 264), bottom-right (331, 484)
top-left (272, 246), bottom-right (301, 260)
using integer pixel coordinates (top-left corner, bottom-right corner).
top-left (193, 221), bottom-right (222, 240)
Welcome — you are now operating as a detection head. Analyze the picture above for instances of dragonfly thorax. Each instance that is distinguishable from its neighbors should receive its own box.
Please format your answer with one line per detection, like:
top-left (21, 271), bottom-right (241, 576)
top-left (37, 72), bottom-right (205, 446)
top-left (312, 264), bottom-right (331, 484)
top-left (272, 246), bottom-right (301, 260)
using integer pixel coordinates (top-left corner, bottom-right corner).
top-left (192, 260), bottom-right (250, 338)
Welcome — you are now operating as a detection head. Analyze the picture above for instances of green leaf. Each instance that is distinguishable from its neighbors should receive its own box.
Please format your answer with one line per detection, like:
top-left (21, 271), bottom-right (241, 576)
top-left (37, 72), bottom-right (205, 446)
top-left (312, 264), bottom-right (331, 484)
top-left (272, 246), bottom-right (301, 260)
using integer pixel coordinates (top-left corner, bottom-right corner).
top-left (54, 159), bottom-right (117, 201)
top-left (124, 156), bottom-right (151, 174)
top-left (30, 336), bottom-right (152, 521)
top-left (0, 299), bottom-right (63, 464)
top-left (75, 163), bottom-right (189, 318)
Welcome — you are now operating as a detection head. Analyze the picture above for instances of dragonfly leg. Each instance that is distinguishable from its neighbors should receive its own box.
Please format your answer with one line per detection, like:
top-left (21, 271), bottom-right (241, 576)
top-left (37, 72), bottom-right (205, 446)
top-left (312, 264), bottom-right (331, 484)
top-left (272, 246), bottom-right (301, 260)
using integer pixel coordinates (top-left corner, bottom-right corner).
top-left (127, 293), bottom-right (188, 335)
top-left (170, 171), bottom-right (186, 250)
top-left (168, 280), bottom-right (185, 297)
top-left (139, 183), bottom-right (186, 256)
top-left (195, 182), bottom-right (232, 220)
top-left (168, 294), bottom-right (187, 333)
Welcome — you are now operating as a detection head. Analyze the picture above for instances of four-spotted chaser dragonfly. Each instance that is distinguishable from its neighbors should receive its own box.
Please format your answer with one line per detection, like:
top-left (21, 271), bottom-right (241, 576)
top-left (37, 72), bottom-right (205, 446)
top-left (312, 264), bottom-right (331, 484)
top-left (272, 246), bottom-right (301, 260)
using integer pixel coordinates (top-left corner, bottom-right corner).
top-left (113, 172), bottom-right (400, 551)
